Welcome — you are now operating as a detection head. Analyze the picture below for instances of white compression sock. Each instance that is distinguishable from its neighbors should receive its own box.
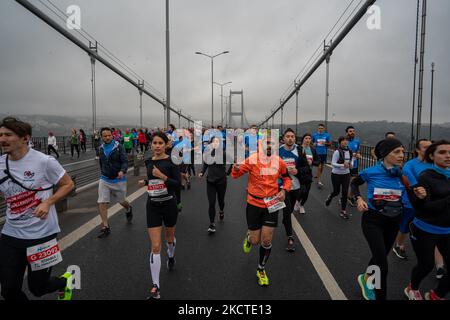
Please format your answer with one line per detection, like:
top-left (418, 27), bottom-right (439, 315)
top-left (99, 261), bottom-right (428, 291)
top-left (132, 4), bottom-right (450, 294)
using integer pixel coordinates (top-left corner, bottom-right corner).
top-left (150, 253), bottom-right (161, 288)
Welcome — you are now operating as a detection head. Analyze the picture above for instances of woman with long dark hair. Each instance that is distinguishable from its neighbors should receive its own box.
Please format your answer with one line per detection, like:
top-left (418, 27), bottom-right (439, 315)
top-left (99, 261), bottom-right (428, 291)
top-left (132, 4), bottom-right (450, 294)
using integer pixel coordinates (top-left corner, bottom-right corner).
top-left (79, 129), bottom-right (87, 153)
top-left (404, 140), bottom-right (450, 300)
top-left (138, 131), bottom-right (181, 299)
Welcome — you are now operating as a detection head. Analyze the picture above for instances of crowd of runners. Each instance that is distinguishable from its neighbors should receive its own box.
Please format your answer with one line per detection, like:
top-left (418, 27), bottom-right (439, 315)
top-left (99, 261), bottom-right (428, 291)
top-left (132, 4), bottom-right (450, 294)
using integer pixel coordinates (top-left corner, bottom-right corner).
top-left (0, 116), bottom-right (448, 301)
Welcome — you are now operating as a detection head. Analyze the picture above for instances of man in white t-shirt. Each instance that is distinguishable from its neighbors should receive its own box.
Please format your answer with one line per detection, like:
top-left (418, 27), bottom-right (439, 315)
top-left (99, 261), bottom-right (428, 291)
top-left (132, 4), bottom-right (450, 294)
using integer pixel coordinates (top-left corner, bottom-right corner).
top-left (0, 117), bottom-right (75, 301)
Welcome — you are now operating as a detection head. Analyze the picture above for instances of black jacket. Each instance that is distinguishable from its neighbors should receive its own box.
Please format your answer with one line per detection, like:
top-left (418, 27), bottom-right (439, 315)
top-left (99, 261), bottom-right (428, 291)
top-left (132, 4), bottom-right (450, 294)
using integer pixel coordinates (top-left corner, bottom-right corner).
top-left (411, 169), bottom-right (450, 228)
top-left (98, 141), bottom-right (128, 179)
top-left (296, 145), bottom-right (320, 184)
top-left (201, 150), bottom-right (232, 183)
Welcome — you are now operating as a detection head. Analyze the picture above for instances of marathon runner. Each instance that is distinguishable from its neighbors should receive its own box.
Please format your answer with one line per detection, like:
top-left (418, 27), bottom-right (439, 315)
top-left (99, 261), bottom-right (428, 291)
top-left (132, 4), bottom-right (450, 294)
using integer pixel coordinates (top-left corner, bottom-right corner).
top-left (312, 124), bottom-right (331, 189)
top-left (138, 131), bottom-right (181, 300)
top-left (199, 136), bottom-right (232, 234)
top-left (96, 127), bottom-right (133, 238)
top-left (404, 140), bottom-right (450, 300)
top-left (0, 117), bottom-right (75, 301)
top-left (352, 138), bottom-right (408, 300)
top-left (232, 132), bottom-right (292, 286)
top-left (346, 126), bottom-right (361, 206)
top-left (392, 139), bottom-right (432, 260)
top-left (325, 136), bottom-right (354, 220)
top-left (279, 128), bottom-right (302, 252)
top-left (296, 133), bottom-right (320, 214)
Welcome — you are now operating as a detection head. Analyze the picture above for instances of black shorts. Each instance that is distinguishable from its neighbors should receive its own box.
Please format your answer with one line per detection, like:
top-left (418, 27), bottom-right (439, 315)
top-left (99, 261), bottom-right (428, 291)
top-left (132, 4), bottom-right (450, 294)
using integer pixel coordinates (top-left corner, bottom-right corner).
top-left (350, 167), bottom-right (359, 177)
top-left (146, 197), bottom-right (178, 228)
top-left (246, 203), bottom-right (278, 231)
top-left (317, 154), bottom-right (327, 164)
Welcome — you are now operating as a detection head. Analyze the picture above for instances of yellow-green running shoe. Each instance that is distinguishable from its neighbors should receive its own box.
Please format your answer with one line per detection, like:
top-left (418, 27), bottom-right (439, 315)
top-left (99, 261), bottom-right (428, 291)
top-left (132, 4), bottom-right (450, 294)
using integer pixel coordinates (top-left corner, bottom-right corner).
top-left (243, 233), bottom-right (252, 253)
top-left (256, 269), bottom-right (269, 286)
top-left (57, 272), bottom-right (73, 301)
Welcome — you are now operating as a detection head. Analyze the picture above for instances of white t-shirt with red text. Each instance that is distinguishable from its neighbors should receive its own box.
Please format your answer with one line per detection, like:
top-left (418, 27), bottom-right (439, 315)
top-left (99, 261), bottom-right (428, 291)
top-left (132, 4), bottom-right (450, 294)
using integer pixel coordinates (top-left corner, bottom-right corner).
top-left (0, 148), bottom-right (65, 240)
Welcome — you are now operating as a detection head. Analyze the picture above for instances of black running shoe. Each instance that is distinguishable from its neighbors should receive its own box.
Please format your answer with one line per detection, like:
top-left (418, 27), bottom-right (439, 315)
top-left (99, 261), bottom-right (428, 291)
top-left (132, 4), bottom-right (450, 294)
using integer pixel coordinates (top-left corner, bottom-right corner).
top-left (325, 195), bottom-right (332, 207)
top-left (339, 210), bottom-right (349, 220)
top-left (436, 267), bottom-right (446, 280)
top-left (207, 224), bottom-right (216, 234)
top-left (219, 211), bottom-right (225, 221)
top-left (97, 226), bottom-right (111, 238)
top-left (167, 257), bottom-right (176, 271)
top-left (126, 206), bottom-right (133, 223)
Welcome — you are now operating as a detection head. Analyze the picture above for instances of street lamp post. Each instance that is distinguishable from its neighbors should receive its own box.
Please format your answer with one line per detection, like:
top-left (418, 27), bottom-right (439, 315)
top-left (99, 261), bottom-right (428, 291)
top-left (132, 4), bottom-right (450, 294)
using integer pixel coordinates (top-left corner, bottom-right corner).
top-left (214, 81), bottom-right (232, 126)
top-left (195, 51), bottom-right (230, 127)
top-left (429, 62), bottom-right (435, 140)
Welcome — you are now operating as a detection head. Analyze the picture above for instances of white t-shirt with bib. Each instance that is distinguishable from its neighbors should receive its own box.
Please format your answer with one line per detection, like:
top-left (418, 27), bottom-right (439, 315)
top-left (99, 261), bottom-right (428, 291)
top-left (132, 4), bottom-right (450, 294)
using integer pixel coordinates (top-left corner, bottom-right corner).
top-left (0, 148), bottom-right (65, 240)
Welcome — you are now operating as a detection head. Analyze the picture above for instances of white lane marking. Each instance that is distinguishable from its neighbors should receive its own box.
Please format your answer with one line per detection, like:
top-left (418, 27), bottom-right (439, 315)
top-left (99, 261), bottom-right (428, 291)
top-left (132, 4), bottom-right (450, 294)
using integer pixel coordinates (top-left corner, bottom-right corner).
top-left (291, 215), bottom-right (348, 300)
top-left (62, 158), bottom-right (96, 167)
top-left (59, 187), bottom-right (146, 251)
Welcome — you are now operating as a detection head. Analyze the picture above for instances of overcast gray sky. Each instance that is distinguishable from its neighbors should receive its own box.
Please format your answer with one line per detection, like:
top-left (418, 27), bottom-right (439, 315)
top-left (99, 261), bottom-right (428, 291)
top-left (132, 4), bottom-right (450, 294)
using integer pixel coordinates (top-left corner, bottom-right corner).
top-left (1, 0), bottom-right (449, 128)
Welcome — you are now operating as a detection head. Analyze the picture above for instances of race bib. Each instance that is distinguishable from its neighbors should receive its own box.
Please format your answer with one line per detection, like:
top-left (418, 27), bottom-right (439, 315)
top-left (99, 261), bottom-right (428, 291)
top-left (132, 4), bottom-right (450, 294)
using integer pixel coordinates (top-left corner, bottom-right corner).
top-left (147, 179), bottom-right (168, 197)
top-left (27, 239), bottom-right (62, 271)
top-left (373, 188), bottom-right (402, 201)
top-left (306, 155), bottom-right (313, 162)
top-left (124, 137), bottom-right (130, 142)
top-left (317, 139), bottom-right (326, 146)
top-left (283, 158), bottom-right (296, 170)
top-left (264, 196), bottom-right (286, 213)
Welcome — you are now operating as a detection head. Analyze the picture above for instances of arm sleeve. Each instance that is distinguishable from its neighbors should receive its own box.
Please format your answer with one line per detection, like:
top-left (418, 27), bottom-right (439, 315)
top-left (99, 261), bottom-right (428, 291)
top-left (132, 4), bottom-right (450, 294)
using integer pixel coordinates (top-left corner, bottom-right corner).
top-left (411, 173), bottom-right (450, 214)
top-left (165, 162), bottom-right (181, 189)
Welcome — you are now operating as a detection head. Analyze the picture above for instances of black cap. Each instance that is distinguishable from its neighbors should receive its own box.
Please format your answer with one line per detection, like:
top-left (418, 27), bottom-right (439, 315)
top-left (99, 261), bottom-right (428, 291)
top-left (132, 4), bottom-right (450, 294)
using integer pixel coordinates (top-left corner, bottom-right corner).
top-left (374, 138), bottom-right (403, 160)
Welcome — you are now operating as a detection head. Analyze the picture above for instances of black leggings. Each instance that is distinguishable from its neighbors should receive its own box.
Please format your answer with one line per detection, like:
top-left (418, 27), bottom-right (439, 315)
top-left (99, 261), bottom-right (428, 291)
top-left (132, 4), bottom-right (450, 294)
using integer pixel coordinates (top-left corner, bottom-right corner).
top-left (361, 211), bottom-right (401, 300)
top-left (329, 173), bottom-right (351, 210)
top-left (410, 223), bottom-right (450, 297)
top-left (207, 178), bottom-right (227, 223)
top-left (282, 189), bottom-right (300, 238)
top-left (80, 141), bottom-right (87, 152)
top-left (298, 182), bottom-right (312, 206)
top-left (71, 144), bottom-right (80, 158)
top-left (47, 145), bottom-right (59, 158)
top-left (0, 236), bottom-right (66, 301)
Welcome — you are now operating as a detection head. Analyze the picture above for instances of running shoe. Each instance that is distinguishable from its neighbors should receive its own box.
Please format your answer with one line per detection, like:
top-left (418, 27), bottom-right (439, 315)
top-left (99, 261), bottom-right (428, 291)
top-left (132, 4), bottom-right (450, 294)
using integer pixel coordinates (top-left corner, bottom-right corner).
top-left (393, 245), bottom-right (408, 260)
top-left (339, 210), bottom-right (349, 220)
top-left (187, 182), bottom-right (191, 190)
top-left (436, 266), bottom-right (446, 280)
top-left (167, 257), bottom-right (176, 271)
top-left (357, 274), bottom-right (376, 301)
top-left (325, 195), bottom-right (332, 207)
top-left (256, 269), bottom-right (269, 286)
top-left (207, 224), bottom-right (216, 234)
top-left (147, 284), bottom-right (161, 300)
top-left (293, 201), bottom-right (301, 213)
top-left (57, 272), bottom-right (73, 301)
top-left (425, 290), bottom-right (444, 300)
top-left (126, 206), bottom-right (133, 223)
top-left (243, 233), bottom-right (252, 254)
top-left (286, 237), bottom-right (295, 253)
top-left (299, 205), bottom-right (306, 214)
top-left (404, 283), bottom-right (423, 300)
top-left (97, 226), bottom-right (111, 238)
top-left (219, 211), bottom-right (225, 221)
